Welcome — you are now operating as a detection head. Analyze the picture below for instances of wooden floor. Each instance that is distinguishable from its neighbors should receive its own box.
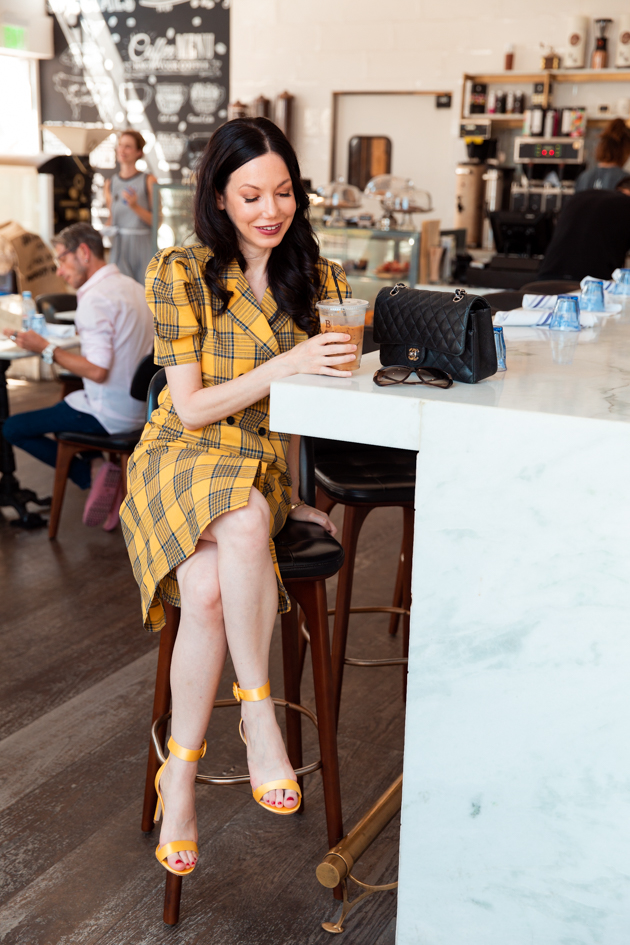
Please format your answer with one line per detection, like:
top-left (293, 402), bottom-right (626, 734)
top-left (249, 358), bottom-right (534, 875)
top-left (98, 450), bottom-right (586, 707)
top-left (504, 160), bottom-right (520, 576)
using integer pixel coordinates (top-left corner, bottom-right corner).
top-left (0, 379), bottom-right (406, 945)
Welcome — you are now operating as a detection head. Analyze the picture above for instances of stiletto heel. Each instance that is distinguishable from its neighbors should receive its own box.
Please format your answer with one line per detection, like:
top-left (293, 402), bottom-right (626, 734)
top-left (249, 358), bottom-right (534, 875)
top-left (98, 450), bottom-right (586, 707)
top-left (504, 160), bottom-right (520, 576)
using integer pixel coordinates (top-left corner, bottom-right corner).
top-left (233, 680), bottom-right (302, 815)
top-left (154, 735), bottom-right (206, 875)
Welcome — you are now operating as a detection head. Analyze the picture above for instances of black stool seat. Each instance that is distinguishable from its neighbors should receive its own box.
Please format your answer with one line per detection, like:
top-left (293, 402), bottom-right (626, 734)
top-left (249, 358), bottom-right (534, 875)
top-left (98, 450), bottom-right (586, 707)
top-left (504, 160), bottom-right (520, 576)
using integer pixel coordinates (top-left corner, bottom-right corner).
top-left (275, 519), bottom-right (344, 579)
top-left (56, 428), bottom-right (143, 451)
top-left (315, 442), bottom-right (416, 504)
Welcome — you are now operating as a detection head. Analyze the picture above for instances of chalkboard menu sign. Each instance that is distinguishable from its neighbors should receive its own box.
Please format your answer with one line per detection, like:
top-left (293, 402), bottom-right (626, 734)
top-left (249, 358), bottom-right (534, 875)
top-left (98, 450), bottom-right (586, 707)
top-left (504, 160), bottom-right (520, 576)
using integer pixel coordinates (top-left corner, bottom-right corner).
top-left (40, 0), bottom-right (230, 182)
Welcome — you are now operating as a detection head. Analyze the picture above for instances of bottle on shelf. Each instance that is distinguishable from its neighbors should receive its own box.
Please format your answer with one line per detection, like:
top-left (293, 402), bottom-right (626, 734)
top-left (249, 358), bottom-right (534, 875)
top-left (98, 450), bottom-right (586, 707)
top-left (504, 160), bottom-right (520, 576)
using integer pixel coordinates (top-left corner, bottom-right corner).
top-left (21, 291), bottom-right (36, 332)
top-left (591, 19), bottom-right (612, 69)
top-left (530, 107), bottom-right (545, 136)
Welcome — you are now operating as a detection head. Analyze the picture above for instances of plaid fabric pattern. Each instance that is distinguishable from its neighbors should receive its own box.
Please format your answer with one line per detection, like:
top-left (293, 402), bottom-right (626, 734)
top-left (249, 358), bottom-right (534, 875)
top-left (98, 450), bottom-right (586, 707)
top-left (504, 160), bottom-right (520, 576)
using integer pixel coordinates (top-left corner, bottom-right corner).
top-left (120, 244), bottom-right (350, 632)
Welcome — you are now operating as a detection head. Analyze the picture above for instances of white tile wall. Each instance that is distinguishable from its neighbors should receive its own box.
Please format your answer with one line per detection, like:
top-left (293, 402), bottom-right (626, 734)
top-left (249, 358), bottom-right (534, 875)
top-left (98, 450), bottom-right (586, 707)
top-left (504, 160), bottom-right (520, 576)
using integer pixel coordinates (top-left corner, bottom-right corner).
top-left (232, 0), bottom-right (630, 226)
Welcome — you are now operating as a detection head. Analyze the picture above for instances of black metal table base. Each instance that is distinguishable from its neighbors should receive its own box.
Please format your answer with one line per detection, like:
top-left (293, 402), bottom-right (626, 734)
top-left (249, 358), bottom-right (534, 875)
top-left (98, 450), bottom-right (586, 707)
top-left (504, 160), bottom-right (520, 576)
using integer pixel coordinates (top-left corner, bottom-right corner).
top-left (0, 473), bottom-right (50, 528)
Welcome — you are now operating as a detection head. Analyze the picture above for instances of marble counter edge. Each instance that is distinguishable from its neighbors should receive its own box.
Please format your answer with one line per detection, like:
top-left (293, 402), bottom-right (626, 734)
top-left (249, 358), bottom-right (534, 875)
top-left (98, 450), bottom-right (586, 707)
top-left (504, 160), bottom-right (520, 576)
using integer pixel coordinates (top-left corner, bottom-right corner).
top-left (270, 377), bottom-right (426, 450)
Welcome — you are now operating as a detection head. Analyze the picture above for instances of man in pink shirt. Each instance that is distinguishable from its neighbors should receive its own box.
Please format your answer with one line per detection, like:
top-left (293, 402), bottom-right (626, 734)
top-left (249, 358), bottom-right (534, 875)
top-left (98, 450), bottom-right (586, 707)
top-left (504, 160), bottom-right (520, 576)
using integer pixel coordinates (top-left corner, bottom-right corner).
top-left (3, 223), bottom-right (154, 526)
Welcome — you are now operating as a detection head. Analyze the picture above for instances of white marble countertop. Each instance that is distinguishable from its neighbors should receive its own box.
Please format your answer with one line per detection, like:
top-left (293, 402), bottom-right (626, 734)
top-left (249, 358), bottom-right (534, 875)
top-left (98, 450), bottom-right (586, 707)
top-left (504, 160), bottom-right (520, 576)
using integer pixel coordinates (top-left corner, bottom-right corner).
top-left (270, 303), bottom-right (630, 450)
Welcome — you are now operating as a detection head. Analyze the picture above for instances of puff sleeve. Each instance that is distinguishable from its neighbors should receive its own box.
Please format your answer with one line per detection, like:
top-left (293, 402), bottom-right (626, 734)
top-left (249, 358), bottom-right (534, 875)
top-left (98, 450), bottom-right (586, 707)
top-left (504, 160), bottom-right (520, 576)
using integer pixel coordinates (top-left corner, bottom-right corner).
top-left (316, 257), bottom-right (352, 303)
top-left (145, 248), bottom-right (203, 366)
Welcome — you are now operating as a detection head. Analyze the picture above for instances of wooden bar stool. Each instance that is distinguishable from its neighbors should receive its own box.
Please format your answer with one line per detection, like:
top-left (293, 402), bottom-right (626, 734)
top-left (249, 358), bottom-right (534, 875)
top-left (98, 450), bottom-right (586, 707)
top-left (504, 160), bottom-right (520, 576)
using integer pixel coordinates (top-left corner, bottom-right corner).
top-left (48, 355), bottom-right (159, 539)
top-left (139, 371), bottom-right (346, 926)
top-left (309, 437), bottom-right (417, 719)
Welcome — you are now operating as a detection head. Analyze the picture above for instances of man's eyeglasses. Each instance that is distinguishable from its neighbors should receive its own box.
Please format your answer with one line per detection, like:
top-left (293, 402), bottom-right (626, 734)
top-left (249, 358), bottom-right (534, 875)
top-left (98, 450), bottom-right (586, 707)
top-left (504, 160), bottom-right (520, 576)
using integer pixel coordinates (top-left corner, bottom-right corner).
top-left (53, 249), bottom-right (72, 267)
top-left (373, 365), bottom-right (453, 389)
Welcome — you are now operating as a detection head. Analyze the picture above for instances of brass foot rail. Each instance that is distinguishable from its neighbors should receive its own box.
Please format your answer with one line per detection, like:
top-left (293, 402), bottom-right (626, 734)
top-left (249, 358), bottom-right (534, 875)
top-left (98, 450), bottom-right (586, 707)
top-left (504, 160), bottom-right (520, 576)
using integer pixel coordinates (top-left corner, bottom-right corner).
top-left (316, 774), bottom-right (402, 933)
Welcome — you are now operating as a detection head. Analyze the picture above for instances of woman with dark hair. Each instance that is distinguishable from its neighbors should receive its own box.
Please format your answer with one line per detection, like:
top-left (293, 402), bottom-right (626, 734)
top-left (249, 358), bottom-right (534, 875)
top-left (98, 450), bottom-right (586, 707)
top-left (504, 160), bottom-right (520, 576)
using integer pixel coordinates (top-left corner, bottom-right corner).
top-left (575, 118), bottom-right (630, 192)
top-left (120, 118), bottom-right (356, 877)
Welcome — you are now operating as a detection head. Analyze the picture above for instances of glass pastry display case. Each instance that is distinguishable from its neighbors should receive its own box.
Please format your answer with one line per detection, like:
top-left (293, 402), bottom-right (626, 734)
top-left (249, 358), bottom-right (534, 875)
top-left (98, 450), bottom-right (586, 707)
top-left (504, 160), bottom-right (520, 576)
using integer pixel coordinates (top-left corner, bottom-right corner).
top-left (314, 224), bottom-right (420, 317)
top-left (151, 187), bottom-right (421, 320)
top-left (152, 184), bottom-right (196, 254)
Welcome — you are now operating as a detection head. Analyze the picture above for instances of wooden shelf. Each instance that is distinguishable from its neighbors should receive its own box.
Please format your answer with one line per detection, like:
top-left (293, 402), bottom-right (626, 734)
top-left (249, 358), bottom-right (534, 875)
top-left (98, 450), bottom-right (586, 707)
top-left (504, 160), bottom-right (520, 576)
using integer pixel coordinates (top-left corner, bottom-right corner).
top-left (462, 69), bottom-right (630, 118)
top-left (464, 69), bottom-right (630, 84)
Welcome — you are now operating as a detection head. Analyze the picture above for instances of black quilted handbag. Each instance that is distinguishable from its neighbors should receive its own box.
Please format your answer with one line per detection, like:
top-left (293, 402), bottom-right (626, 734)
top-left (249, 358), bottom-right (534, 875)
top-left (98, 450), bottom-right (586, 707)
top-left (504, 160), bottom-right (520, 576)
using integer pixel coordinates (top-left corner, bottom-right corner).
top-left (373, 284), bottom-right (497, 384)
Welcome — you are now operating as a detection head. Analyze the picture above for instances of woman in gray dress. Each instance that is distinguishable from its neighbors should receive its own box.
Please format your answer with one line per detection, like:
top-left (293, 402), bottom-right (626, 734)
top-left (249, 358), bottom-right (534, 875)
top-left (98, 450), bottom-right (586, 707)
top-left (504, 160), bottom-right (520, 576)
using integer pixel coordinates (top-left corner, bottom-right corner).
top-left (105, 131), bottom-right (157, 284)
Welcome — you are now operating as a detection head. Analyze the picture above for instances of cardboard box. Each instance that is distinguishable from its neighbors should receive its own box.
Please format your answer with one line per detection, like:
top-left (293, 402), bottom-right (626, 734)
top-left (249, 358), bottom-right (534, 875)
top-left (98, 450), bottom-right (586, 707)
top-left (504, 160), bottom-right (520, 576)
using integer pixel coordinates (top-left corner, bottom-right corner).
top-left (0, 220), bottom-right (66, 297)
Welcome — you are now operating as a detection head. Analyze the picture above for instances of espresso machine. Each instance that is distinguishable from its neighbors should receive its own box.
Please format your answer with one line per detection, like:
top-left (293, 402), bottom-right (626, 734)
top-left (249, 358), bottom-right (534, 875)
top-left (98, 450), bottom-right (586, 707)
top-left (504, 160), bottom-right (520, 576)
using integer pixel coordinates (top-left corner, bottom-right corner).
top-left (466, 133), bottom-right (586, 287)
top-left (509, 136), bottom-right (585, 214)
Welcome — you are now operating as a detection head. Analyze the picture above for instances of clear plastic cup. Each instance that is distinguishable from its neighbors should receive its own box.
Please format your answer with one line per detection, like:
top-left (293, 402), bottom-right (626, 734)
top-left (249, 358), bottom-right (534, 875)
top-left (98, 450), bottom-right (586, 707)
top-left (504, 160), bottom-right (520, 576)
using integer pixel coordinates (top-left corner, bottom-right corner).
top-left (316, 298), bottom-right (368, 372)
top-left (549, 295), bottom-right (580, 332)
top-left (611, 269), bottom-right (630, 297)
top-left (579, 279), bottom-right (605, 312)
top-left (493, 325), bottom-right (507, 371)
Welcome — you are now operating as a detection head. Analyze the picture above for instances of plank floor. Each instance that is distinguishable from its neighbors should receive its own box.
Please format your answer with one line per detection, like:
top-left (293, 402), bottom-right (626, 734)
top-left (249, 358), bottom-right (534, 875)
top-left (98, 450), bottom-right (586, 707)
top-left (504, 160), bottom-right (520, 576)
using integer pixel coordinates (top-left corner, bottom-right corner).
top-left (0, 379), bottom-right (405, 945)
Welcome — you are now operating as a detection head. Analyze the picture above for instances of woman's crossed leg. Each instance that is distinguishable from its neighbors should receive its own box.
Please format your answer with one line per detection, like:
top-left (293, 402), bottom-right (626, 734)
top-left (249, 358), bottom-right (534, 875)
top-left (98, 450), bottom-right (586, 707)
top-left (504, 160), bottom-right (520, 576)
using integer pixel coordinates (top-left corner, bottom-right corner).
top-left (158, 486), bottom-right (298, 872)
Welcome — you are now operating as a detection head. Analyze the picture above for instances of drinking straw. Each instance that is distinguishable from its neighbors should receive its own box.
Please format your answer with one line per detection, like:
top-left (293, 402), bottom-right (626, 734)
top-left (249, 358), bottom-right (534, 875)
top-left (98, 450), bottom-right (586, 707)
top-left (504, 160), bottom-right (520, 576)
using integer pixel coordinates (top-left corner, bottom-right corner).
top-left (330, 266), bottom-right (344, 304)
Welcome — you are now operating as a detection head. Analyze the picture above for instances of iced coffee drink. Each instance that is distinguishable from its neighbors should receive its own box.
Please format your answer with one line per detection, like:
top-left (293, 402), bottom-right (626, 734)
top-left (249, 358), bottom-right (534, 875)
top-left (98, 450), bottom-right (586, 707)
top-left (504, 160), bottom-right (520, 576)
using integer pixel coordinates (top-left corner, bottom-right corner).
top-left (316, 298), bottom-right (369, 372)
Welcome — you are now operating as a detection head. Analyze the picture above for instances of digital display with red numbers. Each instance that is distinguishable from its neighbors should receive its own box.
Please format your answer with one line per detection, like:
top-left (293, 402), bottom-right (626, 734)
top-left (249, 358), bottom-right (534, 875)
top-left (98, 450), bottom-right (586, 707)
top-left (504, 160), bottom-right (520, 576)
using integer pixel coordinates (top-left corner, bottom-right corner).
top-left (515, 138), bottom-right (584, 164)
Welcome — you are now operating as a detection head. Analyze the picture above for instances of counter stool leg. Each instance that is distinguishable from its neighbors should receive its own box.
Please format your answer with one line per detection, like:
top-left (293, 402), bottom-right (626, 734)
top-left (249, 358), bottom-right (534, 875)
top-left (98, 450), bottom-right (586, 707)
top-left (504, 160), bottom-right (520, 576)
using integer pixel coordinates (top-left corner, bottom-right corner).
top-left (48, 441), bottom-right (79, 539)
top-left (316, 487), bottom-right (336, 515)
top-left (331, 505), bottom-right (371, 723)
top-left (281, 601), bottom-right (305, 806)
top-left (400, 507), bottom-right (414, 701)
top-left (141, 602), bottom-right (180, 832)
top-left (293, 576), bottom-right (344, 900)
top-left (388, 533), bottom-right (406, 637)
top-left (164, 872), bottom-right (182, 926)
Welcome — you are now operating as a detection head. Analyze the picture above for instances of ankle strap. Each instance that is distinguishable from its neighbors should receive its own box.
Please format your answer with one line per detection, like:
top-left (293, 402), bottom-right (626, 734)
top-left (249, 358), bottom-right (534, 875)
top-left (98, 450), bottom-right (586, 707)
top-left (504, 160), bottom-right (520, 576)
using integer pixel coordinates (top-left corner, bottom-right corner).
top-left (167, 735), bottom-right (207, 762)
top-left (233, 680), bottom-right (271, 703)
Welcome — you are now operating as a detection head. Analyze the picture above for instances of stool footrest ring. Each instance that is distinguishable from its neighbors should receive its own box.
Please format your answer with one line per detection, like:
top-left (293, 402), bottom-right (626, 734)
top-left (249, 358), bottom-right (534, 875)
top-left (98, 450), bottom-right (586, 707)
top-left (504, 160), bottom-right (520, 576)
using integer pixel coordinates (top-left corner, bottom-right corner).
top-left (299, 608), bottom-right (409, 667)
top-left (151, 698), bottom-right (322, 785)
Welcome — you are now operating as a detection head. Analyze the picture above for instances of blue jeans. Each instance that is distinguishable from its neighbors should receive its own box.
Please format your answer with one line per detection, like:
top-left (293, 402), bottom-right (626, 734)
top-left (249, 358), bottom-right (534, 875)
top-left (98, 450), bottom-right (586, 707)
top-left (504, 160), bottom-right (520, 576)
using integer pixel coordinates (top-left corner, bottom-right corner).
top-left (4, 401), bottom-right (108, 489)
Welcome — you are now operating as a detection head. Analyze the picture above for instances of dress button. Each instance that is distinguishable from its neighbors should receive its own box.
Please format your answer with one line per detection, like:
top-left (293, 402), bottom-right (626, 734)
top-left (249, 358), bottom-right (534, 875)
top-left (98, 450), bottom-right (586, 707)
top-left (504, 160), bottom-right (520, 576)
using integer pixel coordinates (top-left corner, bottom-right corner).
top-left (258, 427), bottom-right (266, 436)
top-left (226, 416), bottom-right (235, 425)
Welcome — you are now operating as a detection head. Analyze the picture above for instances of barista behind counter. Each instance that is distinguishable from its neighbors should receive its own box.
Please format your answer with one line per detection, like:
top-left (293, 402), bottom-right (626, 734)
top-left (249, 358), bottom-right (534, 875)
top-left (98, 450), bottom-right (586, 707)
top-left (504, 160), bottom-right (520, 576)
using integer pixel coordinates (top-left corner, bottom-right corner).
top-left (537, 177), bottom-right (630, 282)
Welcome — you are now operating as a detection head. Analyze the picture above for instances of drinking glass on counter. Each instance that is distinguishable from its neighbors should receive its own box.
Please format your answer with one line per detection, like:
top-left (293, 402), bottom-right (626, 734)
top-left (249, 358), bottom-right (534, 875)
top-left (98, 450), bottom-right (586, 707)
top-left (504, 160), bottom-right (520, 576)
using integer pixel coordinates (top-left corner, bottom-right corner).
top-left (316, 298), bottom-right (368, 372)
top-left (579, 279), bottom-right (605, 312)
top-left (611, 269), bottom-right (630, 296)
top-left (493, 325), bottom-right (507, 371)
top-left (549, 295), bottom-right (581, 331)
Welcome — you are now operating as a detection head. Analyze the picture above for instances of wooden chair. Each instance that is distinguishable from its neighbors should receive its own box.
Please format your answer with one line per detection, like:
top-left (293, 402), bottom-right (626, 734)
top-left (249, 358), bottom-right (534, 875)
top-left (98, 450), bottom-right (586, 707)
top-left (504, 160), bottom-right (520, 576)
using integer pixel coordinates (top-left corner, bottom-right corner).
top-left (48, 354), bottom-right (159, 539)
top-left (310, 437), bottom-right (415, 717)
top-left (139, 370), bottom-right (347, 926)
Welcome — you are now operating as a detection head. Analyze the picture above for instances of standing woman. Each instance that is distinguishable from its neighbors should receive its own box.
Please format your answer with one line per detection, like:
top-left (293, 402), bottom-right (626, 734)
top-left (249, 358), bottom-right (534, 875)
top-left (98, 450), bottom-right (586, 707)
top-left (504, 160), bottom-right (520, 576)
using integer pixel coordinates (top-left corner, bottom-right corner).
top-left (120, 118), bottom-right (356, 877)
top-left (104, 130), bottom-right (156, 284)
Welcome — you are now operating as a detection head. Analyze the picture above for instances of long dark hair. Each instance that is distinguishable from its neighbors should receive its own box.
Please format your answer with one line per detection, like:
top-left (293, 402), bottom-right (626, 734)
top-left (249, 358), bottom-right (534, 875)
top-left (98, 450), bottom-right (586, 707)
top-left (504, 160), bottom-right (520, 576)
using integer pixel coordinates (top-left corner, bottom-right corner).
top-left (194, 117), bottom-right (321, 335)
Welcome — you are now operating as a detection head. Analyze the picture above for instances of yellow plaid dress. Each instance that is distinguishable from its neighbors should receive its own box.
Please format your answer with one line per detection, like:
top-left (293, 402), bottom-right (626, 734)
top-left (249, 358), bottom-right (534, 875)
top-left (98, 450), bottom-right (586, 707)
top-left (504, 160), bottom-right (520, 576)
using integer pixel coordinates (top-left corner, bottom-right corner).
top-left (120, 244), bottom-right (351, 632)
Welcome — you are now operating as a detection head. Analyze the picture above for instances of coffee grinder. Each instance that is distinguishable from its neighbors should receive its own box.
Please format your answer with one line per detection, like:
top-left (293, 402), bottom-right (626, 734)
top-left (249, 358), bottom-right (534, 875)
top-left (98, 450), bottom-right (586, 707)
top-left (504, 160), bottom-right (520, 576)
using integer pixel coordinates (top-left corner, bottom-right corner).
top-left (455, 122), bottom-right (498, 248)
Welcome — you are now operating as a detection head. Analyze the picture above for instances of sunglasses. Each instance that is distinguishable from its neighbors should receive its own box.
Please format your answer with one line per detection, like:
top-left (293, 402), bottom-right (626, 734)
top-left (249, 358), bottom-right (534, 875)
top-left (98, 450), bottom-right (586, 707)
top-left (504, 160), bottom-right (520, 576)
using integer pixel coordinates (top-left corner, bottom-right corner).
top-left (373, 365), bottom-right (453, 389)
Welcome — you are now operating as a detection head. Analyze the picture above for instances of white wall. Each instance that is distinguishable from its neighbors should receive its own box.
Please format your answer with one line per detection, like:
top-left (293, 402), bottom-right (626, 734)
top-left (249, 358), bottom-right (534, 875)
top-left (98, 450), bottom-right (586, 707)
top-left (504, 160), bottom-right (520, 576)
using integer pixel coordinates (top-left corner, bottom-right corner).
top-left (231, 0), bottom-right (630, 226)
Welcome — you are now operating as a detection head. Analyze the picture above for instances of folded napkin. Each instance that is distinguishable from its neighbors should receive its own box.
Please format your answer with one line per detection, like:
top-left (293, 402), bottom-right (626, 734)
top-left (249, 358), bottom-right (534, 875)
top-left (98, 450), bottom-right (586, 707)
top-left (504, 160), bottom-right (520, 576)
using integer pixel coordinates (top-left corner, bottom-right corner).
top-left (523, 290), bottom-right (620, 316)
top-left (493, 308), bottom-right (597, 328)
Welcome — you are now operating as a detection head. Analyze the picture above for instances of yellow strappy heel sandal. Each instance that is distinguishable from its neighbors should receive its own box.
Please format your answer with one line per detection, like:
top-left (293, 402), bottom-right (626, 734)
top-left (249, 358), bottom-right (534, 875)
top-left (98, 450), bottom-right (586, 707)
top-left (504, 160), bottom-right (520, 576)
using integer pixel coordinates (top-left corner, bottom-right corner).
top-left (154, 735), bottom-right (207, 875)
top-left (233, 679), bottom-right (302, 815)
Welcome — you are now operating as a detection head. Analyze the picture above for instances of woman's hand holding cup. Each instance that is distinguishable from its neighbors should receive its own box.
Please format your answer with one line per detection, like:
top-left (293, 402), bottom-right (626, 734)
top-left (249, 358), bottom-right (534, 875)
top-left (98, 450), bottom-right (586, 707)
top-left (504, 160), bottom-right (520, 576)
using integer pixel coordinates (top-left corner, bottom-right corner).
top-left (284, 331), bottom-right (357, 377)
